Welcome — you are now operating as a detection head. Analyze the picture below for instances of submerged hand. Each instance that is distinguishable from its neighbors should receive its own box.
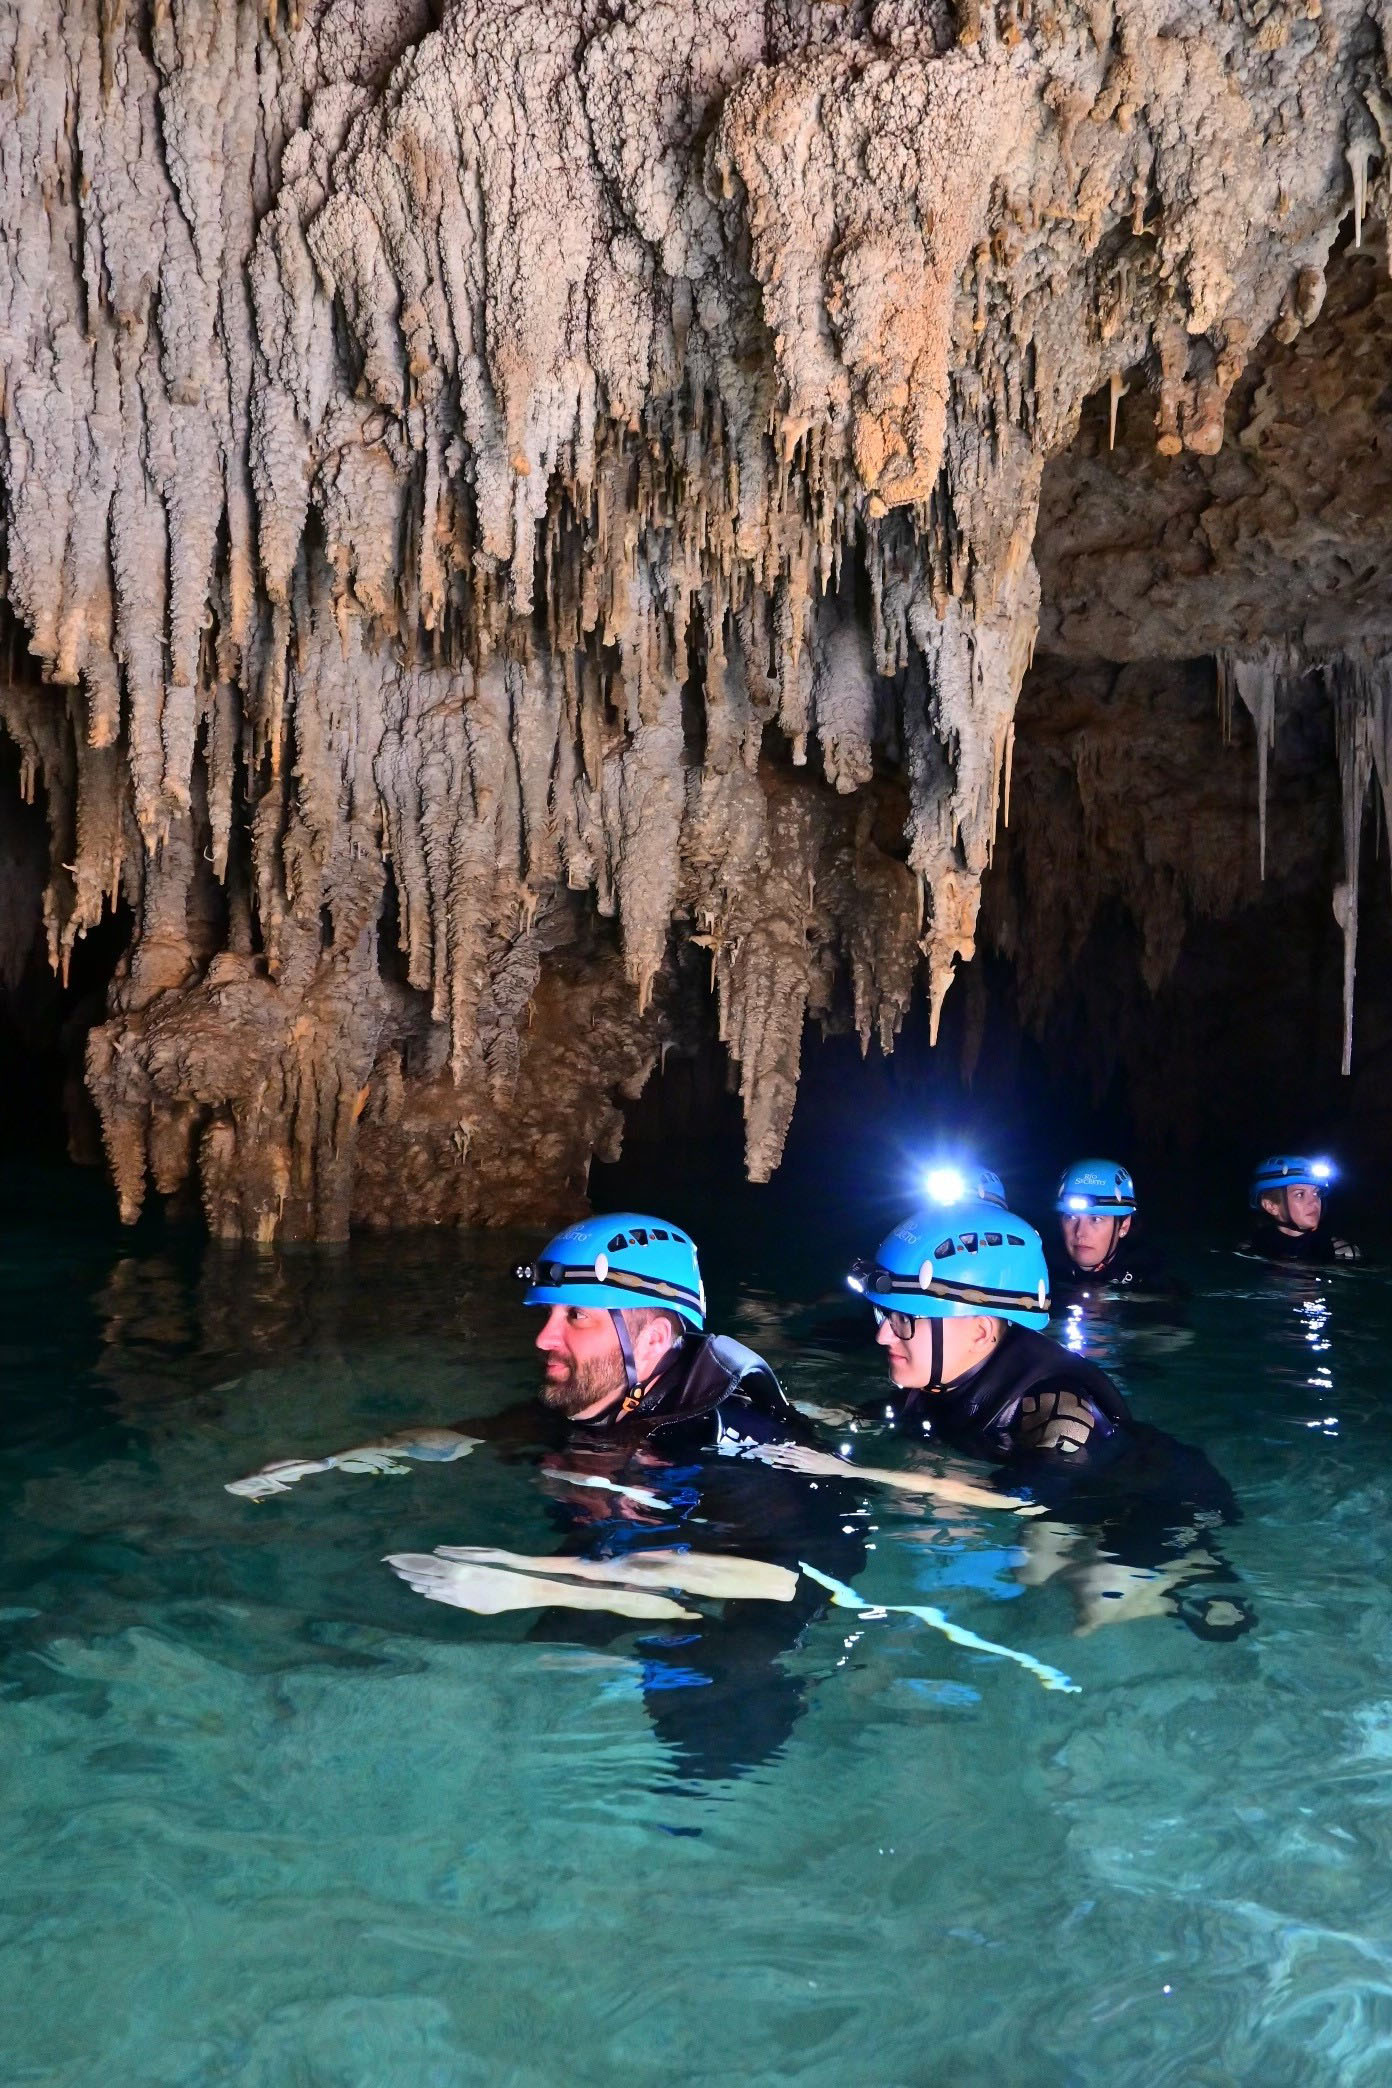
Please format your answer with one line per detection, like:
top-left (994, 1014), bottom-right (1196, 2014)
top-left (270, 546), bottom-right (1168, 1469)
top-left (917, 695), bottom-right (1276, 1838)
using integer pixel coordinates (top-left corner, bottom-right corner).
top-left (749, 1444), bottom-right (865, 1480)
top-left (226, 1428), bottom-right (478, 1499)
top-left (225, 1457), bottom-right (335, 1499)
top-left (747, 1441), bottom-right (1044, 1516)
top-left (332, 1449), bottom-right (414, 1477)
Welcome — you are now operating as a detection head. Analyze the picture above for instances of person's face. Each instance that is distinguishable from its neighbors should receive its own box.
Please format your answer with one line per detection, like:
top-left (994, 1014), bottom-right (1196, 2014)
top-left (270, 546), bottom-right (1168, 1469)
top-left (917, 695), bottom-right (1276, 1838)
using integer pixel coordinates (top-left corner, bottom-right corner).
top-left (1060, 1212), bottom-right (1131, 1270)
top-left (1264, 1186), bottom-right (1322, 1233)
top-left (876, 1310), bottom-right (999, 1390)
top-left (535, 1306), bottom-right (627, 1418)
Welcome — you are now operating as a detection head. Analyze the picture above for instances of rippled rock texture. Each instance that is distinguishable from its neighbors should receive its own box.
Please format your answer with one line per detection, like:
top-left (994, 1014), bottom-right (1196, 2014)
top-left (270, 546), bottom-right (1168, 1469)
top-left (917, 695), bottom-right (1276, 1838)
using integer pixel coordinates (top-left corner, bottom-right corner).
top-left (2, 0), bottom-right (1390, 1236)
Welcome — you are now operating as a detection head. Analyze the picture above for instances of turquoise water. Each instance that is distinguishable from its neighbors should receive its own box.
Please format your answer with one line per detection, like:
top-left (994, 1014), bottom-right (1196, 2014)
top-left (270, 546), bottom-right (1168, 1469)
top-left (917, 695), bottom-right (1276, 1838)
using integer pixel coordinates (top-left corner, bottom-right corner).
top-left (5, 1172), bottom-right (1392, 2085)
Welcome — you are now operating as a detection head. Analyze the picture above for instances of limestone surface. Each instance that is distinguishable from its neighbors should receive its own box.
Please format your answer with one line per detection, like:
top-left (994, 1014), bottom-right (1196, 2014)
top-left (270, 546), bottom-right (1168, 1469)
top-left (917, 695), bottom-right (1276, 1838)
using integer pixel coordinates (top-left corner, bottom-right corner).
top-left (0, 0), bottom-right (1386, 1236)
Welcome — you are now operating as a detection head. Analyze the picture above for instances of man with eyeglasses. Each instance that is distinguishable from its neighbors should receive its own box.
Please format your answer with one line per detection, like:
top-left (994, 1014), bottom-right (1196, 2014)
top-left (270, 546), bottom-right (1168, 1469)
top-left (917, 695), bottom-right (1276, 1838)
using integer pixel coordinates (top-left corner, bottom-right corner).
top-left (226, 1211), bottom-right (1033, 1775)
top-left (848, 1196), bottom-right (1130, 1467)
top-left (755, 1196), bottom-right (1251, 1638)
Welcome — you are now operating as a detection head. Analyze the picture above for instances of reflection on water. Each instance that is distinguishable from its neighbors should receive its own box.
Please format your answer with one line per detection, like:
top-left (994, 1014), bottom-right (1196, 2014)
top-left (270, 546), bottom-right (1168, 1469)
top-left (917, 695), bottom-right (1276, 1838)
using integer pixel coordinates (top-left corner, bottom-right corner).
top-left (5, 1173), bottom-right (1392, 2084)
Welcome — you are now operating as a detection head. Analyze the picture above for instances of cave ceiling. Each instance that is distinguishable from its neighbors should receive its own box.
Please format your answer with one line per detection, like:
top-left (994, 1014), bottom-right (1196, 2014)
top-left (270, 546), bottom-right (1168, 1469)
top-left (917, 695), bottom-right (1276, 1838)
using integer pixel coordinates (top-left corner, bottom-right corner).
top-left (1038, 243), bottom-right (1392, 662)
top-left (2, 0), bottom-right (1392, 1239)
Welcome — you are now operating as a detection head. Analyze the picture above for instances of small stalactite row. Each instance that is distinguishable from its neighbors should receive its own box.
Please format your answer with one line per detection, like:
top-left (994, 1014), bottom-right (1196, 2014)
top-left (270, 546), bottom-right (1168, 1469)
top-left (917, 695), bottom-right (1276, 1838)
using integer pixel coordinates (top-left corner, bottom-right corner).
top-left (1220, 644), bottom-right (1392, 1078)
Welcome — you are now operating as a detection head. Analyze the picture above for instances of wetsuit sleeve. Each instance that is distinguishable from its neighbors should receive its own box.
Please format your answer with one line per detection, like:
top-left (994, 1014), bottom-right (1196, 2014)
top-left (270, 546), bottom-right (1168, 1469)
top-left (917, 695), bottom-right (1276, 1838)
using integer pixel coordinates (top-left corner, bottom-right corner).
top-left (997, 1377), bottom-right (1131, 1500)
top-left (1015, 1388), bottom-right (1100, 1456)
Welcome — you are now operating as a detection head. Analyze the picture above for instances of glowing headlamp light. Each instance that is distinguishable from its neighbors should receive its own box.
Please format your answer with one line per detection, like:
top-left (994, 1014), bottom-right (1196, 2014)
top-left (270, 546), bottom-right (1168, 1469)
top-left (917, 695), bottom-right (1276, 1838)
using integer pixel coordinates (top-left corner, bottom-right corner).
top-left (1066, 1195), bottom-right (1089, 1212)
top-left (1311, 1159), bottom-right (1335, 1182)
top-left (925, 1166), bottom-right (967, 1205)
top-left (846, 1272), bottom-right (866, 1294)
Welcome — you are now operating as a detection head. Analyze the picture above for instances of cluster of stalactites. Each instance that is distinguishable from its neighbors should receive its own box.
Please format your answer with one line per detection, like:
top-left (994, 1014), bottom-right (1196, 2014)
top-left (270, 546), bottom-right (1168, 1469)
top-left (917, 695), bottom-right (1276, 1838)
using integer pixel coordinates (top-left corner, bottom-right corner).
top-left (1220, 644), bottom-right (1392, 1078)
top-left (7, 0), bottom-right (1392, 1235)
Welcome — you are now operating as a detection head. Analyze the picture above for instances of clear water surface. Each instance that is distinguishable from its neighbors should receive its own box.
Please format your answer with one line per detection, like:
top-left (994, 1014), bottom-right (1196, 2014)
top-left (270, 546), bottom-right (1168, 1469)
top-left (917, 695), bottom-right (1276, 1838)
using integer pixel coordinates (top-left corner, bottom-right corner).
top-left (4, 1168), bottom-right (1392, 2086)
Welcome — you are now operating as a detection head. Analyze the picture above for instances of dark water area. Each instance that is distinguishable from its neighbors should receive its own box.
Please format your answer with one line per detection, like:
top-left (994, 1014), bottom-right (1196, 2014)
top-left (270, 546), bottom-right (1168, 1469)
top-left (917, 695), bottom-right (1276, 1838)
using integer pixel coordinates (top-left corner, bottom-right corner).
top-left (5, 1161), bottom-right (1392, 2084)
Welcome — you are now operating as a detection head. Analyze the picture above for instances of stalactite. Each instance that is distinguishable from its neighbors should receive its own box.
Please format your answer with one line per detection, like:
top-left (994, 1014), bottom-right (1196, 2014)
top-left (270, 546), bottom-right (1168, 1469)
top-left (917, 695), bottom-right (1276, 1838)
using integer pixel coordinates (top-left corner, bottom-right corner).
top-left (1, 0), bottom-right (1388, 1235)
top-left (1327, 654), bottom-right (1392, 1078)
top-left (1217, 646), bottom-right (1302, 881)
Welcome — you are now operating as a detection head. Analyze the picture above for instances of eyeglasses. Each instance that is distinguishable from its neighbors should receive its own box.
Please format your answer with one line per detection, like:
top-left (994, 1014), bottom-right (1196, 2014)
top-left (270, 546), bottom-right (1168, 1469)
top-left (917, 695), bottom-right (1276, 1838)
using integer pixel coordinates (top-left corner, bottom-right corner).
top-left (872, 1305), bottom-right (918, 1342)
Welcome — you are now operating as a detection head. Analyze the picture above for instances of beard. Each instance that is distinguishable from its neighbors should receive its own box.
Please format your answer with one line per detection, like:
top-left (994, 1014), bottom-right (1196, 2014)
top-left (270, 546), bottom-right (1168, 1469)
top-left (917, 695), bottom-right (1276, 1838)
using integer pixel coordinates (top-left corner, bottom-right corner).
top-left (538, 1351), bottom-right (626, 1418)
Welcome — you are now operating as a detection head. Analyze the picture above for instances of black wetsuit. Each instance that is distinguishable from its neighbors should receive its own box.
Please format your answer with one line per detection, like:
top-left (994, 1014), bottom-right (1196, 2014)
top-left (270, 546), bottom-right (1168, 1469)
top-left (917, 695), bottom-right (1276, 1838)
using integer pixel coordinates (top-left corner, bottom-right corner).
top-left (484, 1336), bottom-right (866, 1780)
top-left (1240, 1216), bottom-right (1358, 1266)
top-left (868, 1326), bottom-right (1249, 1638)
top-left (1049, 1229), bottom-right (1181, 1300)
top-left (878, 1325), bottom-right (1133, 1485)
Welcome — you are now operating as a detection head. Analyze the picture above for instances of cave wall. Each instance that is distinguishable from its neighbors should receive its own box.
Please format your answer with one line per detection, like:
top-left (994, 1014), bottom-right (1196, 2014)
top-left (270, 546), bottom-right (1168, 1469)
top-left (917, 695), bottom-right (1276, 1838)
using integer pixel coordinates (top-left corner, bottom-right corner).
top-left (3, 0), bottom-right (1392, 1237)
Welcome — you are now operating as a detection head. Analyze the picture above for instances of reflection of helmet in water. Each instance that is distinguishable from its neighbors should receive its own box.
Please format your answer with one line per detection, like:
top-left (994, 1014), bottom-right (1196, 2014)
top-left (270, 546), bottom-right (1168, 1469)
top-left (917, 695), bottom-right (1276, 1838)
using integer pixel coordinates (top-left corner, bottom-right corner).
top-left (924, 1164), bottom-right (1007, 1209)
top-left (1055, 1159), bottom-right (1137, 1218)
top-left (1250, 1154), bottom-right (1336, 1209)
top-left (849, 1196), bottom-right (1050, 1331)
top-left (519, 1212), bottom-right (706, 1330)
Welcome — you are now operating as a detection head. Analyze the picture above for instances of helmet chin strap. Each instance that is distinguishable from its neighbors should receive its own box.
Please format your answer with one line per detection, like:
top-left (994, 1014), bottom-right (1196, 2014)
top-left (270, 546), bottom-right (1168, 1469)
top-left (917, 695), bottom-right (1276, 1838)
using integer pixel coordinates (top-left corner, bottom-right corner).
top-left (611, 1310), bottom-right (640, 1395)
top-left (928, 1317), bottom-right (944, 1390)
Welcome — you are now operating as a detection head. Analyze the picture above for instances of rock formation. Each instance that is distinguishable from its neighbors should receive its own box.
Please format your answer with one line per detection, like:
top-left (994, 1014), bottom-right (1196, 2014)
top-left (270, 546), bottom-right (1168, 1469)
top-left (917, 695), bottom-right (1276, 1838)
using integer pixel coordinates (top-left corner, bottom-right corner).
top-left (1, 0), bottom-right (1390, 1237)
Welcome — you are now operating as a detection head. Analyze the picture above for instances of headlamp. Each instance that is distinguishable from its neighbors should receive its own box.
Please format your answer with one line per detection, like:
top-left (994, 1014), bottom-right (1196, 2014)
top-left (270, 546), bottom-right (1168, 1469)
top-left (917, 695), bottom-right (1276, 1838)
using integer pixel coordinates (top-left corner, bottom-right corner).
top-left (1311, 1159), bottom-right (1335, 1182)
top-left (1066, 1195), bottom-right (1089, 1212)
top-left (924, 1166), bottom-right (966, 1205)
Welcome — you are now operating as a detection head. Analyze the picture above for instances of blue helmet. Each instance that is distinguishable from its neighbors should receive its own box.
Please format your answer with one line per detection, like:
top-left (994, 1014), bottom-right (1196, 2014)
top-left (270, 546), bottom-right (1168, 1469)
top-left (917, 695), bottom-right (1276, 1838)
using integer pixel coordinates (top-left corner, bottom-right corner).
top-left (519, 1211), bottom-right (706, 1329)
top-left (1250, 1155), bottom-right (1336, 1209)
top-left (923, 1163), bottom-right (1007, 1210)
top-left (848, 1196), bottom-right (1050, 1331)
top-left (1055, 1159), bottom-right (1136, 1219)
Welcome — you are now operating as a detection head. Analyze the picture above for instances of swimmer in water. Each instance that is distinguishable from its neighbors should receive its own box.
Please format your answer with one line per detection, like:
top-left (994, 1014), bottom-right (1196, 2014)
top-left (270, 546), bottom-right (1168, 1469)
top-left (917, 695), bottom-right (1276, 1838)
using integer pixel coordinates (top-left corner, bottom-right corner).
top-left (228, 1213), bottom-right (1035, 1776)
top-left (850, 1195), bottom-right (1135, 1468)
top-left (760, 1196), bottom-right (1251, 1637)
top-left (229, 1211), bottom-right (1020, 1517)
top-left (1240, 1155), bottom-right (1359, 1265)
top-left (1049, 1158), bottom-right (1175, 1296)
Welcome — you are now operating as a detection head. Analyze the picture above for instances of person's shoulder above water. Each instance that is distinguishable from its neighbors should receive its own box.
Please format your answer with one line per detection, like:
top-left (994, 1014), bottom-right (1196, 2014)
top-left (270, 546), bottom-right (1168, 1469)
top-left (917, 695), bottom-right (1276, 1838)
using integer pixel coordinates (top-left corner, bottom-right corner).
top-left (923, 1321), bottom-right (1133, 1461)
top-left (623, 1330), bottom-right (799, 1444)
top-left (1239, 1214), bottom-right (1359, 1264)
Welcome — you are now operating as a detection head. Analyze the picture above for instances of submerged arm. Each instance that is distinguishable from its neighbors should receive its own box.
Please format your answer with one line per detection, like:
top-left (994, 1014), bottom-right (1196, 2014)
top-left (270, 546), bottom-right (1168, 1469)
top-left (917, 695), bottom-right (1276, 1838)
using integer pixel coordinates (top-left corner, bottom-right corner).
top-left (746, 1441), bottom-right (1045, 1516)
top-left (226, 1426), bottom-right (479, 1499)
